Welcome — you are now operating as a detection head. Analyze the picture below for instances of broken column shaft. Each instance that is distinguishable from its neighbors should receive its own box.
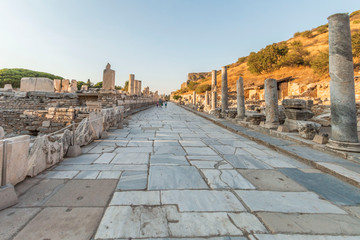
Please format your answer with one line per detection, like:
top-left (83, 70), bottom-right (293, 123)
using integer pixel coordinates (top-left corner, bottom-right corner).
top-left (264, 78), bottom-right (279, 129)
top-left (221, 66), bottom-right (228, 113)
top-left (236, 76), bottom-right (245, 119)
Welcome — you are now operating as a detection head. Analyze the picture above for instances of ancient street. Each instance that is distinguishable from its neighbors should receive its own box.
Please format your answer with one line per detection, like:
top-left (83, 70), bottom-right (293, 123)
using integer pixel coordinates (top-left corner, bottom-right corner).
top-left (2, 103), bottom-right (360, 240)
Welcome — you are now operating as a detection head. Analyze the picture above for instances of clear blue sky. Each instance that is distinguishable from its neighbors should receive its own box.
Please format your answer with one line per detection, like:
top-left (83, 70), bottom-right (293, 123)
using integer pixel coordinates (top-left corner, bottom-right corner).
top-left (0, 0), bottom-right (359, 94)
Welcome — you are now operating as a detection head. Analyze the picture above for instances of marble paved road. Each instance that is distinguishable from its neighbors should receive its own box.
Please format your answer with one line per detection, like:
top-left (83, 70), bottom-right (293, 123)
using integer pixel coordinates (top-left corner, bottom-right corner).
top-left (3, 103), bottom-right (360, 240)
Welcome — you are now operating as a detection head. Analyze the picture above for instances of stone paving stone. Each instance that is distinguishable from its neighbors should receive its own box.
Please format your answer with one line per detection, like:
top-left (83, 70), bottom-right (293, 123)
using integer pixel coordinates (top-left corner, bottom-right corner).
top-left (255, 156), bottom-right (296, 168)
top-left (61, 154), bottom-right (100, 164)
top-left (154, 146), bottom-right (186, 155)
top-left (54, 164), bottom-right (113, 171)
top-left (45, 179), bottom-right (117, 207)
top-left (154, 140), bottom-right (180, 147)
top-left (238, 169), bottom-right (307, 191)
top-left (187, 155), bottom-right (223, 161)
top-left (201, 169), bottom-right (255, 189)
top-left (127, 140), bottom-right (153, 146)
top-left (87, 145), bottom-right (115, 153)
top-left (132, 238), bottom-right (246, 240)
top-left (161, 190), bottom-right (245, 212)
top-left (97, 170), bottom-right (122, 179)
top-left (223, 154), bottom-right (273, 169)
top-left (74, 170), bottom-right (100, 179)
top-left (110, 191), bottom-right (160, 205)
top-left (13, 207), bottom-right (103, 240)
top-left (228, 212), bottom-right (268, 233)
top-left (253, 234), bottom-right (360, 240)
top-left (14, 178), bottom-right (41, 196)
top-left (117, 171), bottom-right (148, 190)
top-left (93, 152), bottom-right (116, 164)
top-left (184, 146), bottom-right (218, 156)
top-left (257, 212), bottom-right (360, 234)
top-left (115, 146), bottom-right (153, 153)
top-left (0, 207), bottom-right (41, 240)
top-left (280, 168), bottom-right (360, 205)
top-left (165, 205), bottom-right (243, 237)
top-left (150, 155), bottom-right (189, 165)
top-left (210, 145), bottom-right (236, 154)
top-left (80, 142), bottom-right (98, 153)
top-left (15, 179), bottom-right (66, 207)
top-left (179, 140), bottom-right (207, 147)
top-left (201, 138), bottom-right (222, 145)
top-left (235, 191), bottom-right (346, 214)
top-left (112, 152), bottom-right (150, 164)
top-left (148, 166), bottom-right (208, 190)
top-left (190, 160), bottom-right (219, 168)
top-left (345, 206), bottom-right (360, 218)
top-left (38, 170), bottom-right (79, 179)
top-left (317, 162), bottom-right (360, 184)
top-left (95, 206), bottom-right (169, 239)
top-left (112, 164), bottom-right (148, 171)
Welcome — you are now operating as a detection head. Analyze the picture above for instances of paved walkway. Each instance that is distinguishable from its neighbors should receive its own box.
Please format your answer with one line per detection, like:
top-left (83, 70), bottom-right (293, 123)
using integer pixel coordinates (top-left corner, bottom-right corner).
top-left (2, 103), bottom-right (360, 240)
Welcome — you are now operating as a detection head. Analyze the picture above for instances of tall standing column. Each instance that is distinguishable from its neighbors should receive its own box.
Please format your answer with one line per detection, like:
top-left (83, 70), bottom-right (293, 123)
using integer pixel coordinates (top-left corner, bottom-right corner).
top-left (193, 91), bottom-right (197, 105)
top-left (221, 66), bottom-right (228, 113)
top-left (128, 74), bottom-right (135, 95)
top-left (327, 13), bottom-right (360, 152)
top-left (211, 88), bottom-right (217, 110)
top-left (264, 78), bottom-right (279, 129)
top-left (138, 81), bottom-right (142, 96)
top-left (205, 91), bottom-right (209, 106)
top-left (211, 70), bottom-right (217, 91)
top-left (236, 76), bottom-right (246, 119)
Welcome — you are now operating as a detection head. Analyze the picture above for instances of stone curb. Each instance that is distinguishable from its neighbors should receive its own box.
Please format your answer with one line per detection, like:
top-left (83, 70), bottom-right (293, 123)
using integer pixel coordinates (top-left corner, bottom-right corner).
top-left (179, 104), bottom-right (360, 188)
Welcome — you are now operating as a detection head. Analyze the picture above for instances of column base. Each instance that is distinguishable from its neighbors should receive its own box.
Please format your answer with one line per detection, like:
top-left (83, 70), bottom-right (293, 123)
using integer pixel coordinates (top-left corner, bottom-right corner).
top-left (326, 139), bottom-right (360, 152)
top-left (0, 184), bottom-right (18, 210)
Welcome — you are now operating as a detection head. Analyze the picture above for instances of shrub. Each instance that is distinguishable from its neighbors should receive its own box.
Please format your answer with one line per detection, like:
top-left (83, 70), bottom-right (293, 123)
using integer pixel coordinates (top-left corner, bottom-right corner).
top-left (188, 81), bottom-right (199, 90)
top-left (301, 30), bottom-right (313, 38)
top-left (353, 20), bottom-right (360, 24)
top-left (353, 32), bottom-right (360, 58)
top-left (350, 10), bottom-right (360, 18)
top-left (195, 84), bottom-right (211, 93)
top-left (123, 81), bottom-right (129, 91)
top-left (237, 56), bottom-right (247, 64)
top-left (77, 81), bottom-right (86, 90)
top-left (93, 82), bottom-right (103, 88)
top-left (279, 41), bottom-right (310, 67)
top-left (316, 24), bottom-right (328, 34)
top-left (310, 51), bottom-right (329, 75)
top-left (173, 95), bottom-right (182, 100)
top-left (293, 32), bottom-right (301, 38)
top-left (247, 42), bottom-right (289, 74)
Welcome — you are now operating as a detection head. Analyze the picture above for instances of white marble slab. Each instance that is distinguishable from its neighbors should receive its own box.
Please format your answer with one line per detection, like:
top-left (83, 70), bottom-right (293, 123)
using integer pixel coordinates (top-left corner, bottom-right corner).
top-left (93, 153), bottom-right (116, 164)
top-left (179, 140), bottom-right (206, 147)
top-left (97, 171), bottom-right (122, 179)
top-left (184, 147), bottom-right (218, 156)
top-left (127, 140), bottom-right (153, 147)
top-left (110, 191), bottom-right (160, 205)
top-left (201, 169), bottom-right (255, 189)
top-left (235, 191), bottom-right (346, 214)
top-left (38, 171), bottom-right (79, 179)
top-left (112, 153), bottom-right (149, 165)
top-left (253, 234), bottom-right (360, 240)
top-left (317, 162), bottom-right (360, 184)
top-left (161, 190), bottom-right (245, 212)
top-left (74, 170), bottom-right (100, 179)
top-left (228, 212), bottom-right (268, 233)
top-left (114, 146), bottom-right (153, 153)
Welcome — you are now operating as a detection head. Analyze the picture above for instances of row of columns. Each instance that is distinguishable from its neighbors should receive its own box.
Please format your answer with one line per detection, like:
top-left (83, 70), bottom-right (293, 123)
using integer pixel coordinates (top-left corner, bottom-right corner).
top-left (128, 74), bottom-right (142, 96)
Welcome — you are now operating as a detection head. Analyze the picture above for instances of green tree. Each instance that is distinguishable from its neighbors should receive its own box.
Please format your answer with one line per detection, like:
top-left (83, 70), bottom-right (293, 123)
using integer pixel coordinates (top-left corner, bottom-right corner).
top-left (310, 51), bottom-right (329, 75)
top-left (280, 41), bottom-right (310, 67)
top-left (352, 32), bottom-right (360, 58)
top-left (195, 84), bottom-right (211, 93)
top-left (77, 81), bottom-right (86, 90)
top-left (173, 95), bottom-right (182, 100)
top-left (93, 82), bottom-right (103, 88)
top-left (188, 81), bottom-right (199, 90)
top-left (123, 81), bottom-right (129, 92)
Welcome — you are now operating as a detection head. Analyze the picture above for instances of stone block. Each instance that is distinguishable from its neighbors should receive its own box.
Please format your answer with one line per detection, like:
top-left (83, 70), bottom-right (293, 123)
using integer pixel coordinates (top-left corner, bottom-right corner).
top-left (20, 78), bottom-right (54, 92)
top-left (277, 125), bottom-right (289, 132)
top-left (0, 127), bottom-right (4, 139)
top-left (0, 184), bottom-right (18, 210)
top-left (103, 63), bottom-right (115, 90)
top-left (282, 99), bottom-right (306, 109)
top-left (283, 118), bottom-right (300, 132)
top-left (313, 134), bottom-right (329, 144)
top-left (66, 145), bottom-right (82, 157)
top-left (61, 79), bottom-right (70, 93)
top-left (4, 84), bottom-right (13, 91)
top-left (297, 121), bottom-right (321, 140)
top-left (284, 108), bottom-right (314, 120)
top-left (42, 121), bottom-right (51, 127)
top-left (0, 135), bottom-right (30, 186)
top-left (53, 79), bottom-right (61, 92)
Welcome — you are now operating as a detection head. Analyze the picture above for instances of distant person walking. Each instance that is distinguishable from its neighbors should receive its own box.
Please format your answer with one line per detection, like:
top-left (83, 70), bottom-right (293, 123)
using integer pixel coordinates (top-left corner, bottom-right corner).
top-left (165, 101), bottom-right (167, 108)
top-left (156, 102), bottom-right (159, 107)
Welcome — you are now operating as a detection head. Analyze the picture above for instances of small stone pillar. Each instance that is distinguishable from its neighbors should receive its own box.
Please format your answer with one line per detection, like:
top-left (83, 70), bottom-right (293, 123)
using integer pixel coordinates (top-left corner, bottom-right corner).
top-left (211, 70), bottom-right (217, 91)
top-left (236, 76), bottom-right (245, 119)
top-left (221, 66), bottom-right (228, 113)
top-left (205, 91), bottom-right (209, 106)
top-left (193, 91), bottom-right (197, 105)
top-left (211, 88), bottom-right (217, 110)
top-left (103, 63), bottom-right (115, 90)
top-left (264, 78), bottom-right (279, 129)
top-left (128, 74), bottom-right (135, 95)
top-left (327, 13), bottom-right (360, 152)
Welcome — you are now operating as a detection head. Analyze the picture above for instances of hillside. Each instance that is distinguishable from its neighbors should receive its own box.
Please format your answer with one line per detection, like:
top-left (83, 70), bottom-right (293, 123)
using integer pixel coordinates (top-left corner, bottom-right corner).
top-left (173, 10), bottom-right (360, 102)
top-left (0, 68), bottom-right (63, 88)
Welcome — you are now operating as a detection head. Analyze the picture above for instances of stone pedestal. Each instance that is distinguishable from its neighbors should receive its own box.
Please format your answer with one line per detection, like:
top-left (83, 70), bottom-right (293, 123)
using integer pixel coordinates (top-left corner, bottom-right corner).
top-left (103, 63), bottom-right (115, 90)
top-left (0, 184), bottom-right (17, 210)
top-left (211, 70), bottom-right (217, 91)
top-left (20, 78), bottom-right (54, 92)
top-left (211, 90), bottom-right (217, 110)
top-left (236, 76), bottom-right (245, 119)
top-left (221, 66), bottom-right (228, 113)
top-left (264, 78), bottom-right (279, 129)
top-left (327, 13), bottom-right (360, 152)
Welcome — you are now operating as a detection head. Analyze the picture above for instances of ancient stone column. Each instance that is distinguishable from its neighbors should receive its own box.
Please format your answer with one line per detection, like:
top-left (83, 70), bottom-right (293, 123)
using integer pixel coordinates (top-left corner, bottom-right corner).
top-left (193, 91), bottom-right (197, 105)
top-left (128, 74), bottom-right (135, 95)
top-left (211, 88), bottom-right (217, 110)
top-left (327, 13), bottom-right (360, 151)
top-left (138, 81), bottom-right (142, 96)
top-left (205, 91), bottom-right (209, 106)
top-left (211, 70), bottom-right (217, 91)
top-left (264, 78), bottom-right (279, 129)
top-left (236, 76), bottom-right (245, 119)
top-left (221, 66), bottom-right (228, 113)
top-left (103, 63), bottom-right (115, 90)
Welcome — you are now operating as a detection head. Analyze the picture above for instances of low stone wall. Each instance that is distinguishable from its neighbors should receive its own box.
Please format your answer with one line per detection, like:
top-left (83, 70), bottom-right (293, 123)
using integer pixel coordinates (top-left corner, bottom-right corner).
top-left (0, 100), bottom-right (155, 187)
